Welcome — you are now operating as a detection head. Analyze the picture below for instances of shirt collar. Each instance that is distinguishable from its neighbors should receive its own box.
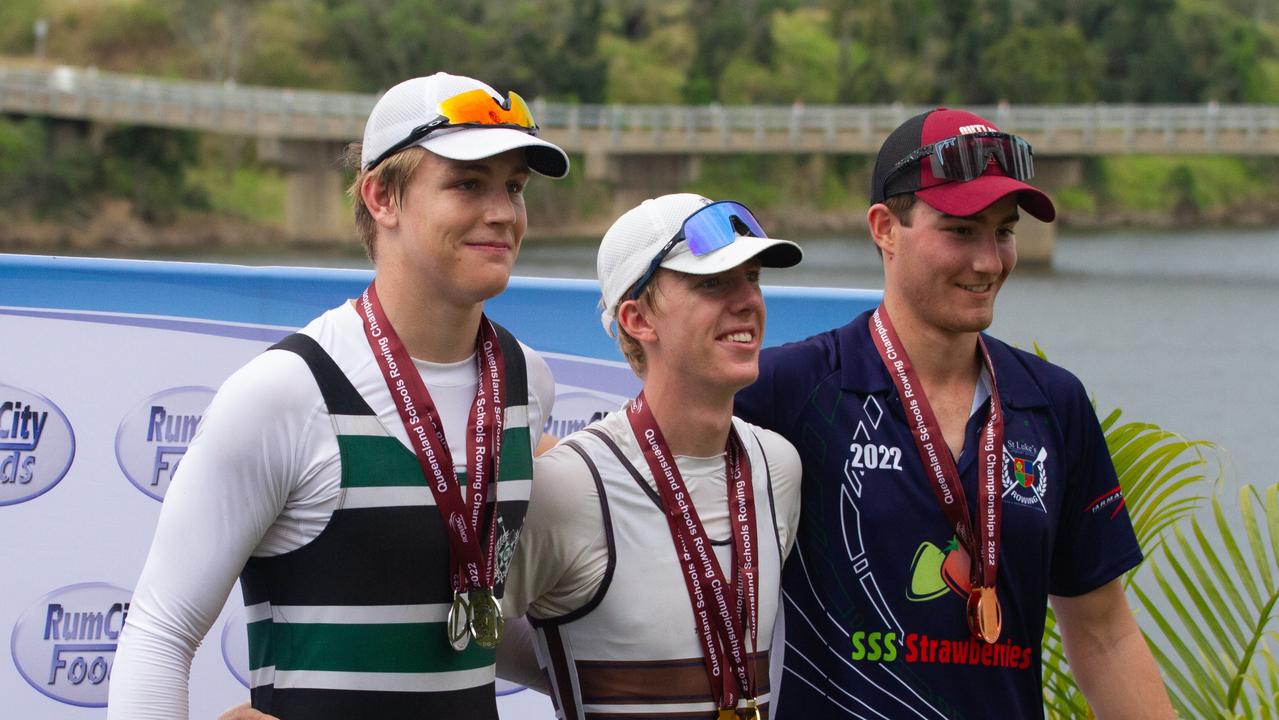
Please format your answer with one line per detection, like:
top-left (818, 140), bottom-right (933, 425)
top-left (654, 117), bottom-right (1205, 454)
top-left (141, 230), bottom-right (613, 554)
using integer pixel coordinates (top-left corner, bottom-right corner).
top-left (836, 309), bottom-right (1050, 410)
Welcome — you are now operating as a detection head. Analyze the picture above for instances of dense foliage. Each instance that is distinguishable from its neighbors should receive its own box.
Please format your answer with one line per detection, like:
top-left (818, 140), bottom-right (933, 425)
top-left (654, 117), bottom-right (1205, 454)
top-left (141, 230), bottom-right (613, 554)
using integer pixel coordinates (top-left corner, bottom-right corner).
top-left (2, 0), bottom-right (1278, 231)
top-left (4, 0), bottom-right (1278, 104)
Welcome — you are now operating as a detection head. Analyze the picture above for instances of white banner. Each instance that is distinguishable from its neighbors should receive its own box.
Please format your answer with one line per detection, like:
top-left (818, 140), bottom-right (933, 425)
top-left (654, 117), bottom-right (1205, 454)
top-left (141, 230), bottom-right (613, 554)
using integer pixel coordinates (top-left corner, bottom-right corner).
top-left (0, 254), bottom-right (877, 718)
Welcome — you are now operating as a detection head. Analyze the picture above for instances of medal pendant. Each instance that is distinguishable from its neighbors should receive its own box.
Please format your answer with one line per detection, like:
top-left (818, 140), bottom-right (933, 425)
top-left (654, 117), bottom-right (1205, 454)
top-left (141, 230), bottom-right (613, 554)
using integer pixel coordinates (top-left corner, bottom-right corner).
top-left (446, 591), bottom-right (471, 652)
top-left (966, 586), bottom-right (1002, 644)
top-left (716, 709), bottom-right (738, 720)
top-left (743, 697), bottom-right (762, 720)
top-left (468, 587), bottom-right (505, 649)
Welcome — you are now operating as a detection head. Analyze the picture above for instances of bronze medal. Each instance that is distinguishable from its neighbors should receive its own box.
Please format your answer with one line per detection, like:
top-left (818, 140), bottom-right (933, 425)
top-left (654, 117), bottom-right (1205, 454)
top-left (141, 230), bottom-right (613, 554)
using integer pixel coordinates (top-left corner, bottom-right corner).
top-left (446, 591), bottom-right (471, 652)
top-left (717, 709), bottom-right (739, 720)
top-left (966, 586), bottom-right (1002, 644)
top-left (468, 587), bottom-right (504, 649)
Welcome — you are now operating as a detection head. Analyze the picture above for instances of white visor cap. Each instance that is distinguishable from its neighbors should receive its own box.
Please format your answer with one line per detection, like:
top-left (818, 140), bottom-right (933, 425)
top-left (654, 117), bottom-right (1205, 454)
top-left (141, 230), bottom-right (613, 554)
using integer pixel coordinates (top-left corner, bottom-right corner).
top-left (596, 193), bottom-right (802, 335)
top-left (360, 72), bottom-right (569, 178)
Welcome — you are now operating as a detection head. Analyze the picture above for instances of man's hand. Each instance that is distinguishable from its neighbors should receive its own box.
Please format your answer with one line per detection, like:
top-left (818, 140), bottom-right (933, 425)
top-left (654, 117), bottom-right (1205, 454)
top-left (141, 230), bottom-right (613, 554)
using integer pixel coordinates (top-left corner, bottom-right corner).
top-left (218, 701), bottom-right (279, 720)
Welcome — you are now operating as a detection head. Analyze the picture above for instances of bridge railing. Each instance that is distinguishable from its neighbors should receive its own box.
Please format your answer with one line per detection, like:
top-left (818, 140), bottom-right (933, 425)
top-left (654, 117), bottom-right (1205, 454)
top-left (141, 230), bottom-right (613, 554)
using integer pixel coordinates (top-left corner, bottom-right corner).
top-left (3, 64), bottom-right (1279, 151)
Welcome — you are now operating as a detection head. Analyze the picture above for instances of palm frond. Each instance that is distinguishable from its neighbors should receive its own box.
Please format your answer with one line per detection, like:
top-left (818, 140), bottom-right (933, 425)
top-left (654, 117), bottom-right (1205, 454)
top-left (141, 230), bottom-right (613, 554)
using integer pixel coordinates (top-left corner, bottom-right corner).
top-left (1136, 485), bottom-right (1279, 718)
top-left (1041, 405), bottom-right (1214, 714)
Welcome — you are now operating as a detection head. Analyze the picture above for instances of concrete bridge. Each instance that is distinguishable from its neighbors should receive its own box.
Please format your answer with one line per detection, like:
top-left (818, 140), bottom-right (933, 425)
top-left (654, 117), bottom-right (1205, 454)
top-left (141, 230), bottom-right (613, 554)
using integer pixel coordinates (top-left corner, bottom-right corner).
top-left (5, 64), bottom-right (1278, 260)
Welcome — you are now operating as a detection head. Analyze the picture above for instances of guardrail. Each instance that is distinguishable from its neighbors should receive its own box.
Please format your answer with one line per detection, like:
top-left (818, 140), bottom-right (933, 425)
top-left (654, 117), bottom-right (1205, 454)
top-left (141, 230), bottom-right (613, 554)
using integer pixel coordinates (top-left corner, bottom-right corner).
top-left (3, 64), bottom-right (1278, 154)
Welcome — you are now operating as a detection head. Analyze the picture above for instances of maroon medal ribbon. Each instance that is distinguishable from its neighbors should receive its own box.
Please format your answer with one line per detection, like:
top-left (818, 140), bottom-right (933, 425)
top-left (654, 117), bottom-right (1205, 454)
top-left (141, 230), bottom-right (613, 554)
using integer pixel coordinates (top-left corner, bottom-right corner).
top-left (358, 281), bottom-right (505, 595)
top-left (868, 305), bottom-right (1005, 643)
top-left (626, 393), bottom-right (759, 712)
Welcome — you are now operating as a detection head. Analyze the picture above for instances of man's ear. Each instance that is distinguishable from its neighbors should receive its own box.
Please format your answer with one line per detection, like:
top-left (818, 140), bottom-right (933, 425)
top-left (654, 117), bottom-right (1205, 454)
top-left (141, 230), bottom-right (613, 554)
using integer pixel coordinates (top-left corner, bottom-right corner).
top-left (360, 174), bottom-right (400, 230)
top-left (866, 203), bottom-right (898, 258)
top-left (617, 297), bottom-right (658, 344)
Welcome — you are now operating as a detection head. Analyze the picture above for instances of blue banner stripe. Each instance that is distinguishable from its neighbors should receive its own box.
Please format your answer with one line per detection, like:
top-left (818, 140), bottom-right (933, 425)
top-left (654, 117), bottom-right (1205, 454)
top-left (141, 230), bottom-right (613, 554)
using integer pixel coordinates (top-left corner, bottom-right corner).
top-left (0, 254), bottom-right (880, 360)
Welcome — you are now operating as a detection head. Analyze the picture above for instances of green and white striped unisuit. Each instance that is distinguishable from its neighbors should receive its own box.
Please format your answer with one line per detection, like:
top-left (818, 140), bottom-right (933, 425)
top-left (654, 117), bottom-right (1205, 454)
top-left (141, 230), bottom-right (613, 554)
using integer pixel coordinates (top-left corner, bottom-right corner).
top-left (239, 326), bottom-right (531, 719)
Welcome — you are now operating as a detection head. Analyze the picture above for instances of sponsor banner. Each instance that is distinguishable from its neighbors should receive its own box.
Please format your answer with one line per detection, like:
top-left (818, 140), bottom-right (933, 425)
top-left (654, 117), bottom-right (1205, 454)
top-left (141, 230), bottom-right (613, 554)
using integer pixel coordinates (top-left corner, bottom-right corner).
top-left (220, 602), bottom-right (250, 689)
top-left (115, 386), bottom-right (215, 502)
top-left (10, 582), bottom-right (131, 708)
top-left (0, 383), bottom-right (75, 506)
top-left (0, 254), bottom-right (879, 719)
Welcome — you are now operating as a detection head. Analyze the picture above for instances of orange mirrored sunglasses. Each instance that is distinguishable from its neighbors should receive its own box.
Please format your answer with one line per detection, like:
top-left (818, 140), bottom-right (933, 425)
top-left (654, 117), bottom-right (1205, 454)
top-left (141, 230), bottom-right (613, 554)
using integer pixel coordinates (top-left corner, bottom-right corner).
top-left (365, 89), bottom-right (538, 171)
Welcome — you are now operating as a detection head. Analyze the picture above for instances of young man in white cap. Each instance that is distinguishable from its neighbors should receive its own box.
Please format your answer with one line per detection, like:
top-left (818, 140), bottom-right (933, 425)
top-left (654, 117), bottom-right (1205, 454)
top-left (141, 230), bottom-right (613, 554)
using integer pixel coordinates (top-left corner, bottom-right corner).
top-left (108, 72), bottom-right (569, 720)
top-left (736, 108), bottom-right (1174, 718)
top-left (501, 193), bottom-right (804, 719)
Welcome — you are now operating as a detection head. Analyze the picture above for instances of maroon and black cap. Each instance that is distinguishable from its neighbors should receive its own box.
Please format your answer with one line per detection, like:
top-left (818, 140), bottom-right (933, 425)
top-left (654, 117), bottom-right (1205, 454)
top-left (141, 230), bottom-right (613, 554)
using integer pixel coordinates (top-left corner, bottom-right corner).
top-left (871, 107), bottom-right (1055, 222)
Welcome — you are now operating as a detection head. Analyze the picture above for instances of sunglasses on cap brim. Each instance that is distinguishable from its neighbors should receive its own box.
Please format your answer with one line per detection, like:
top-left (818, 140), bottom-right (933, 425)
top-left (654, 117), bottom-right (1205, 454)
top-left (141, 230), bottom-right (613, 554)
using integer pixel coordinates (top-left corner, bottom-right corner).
top-left (365, 88), bottom-right (539, 171)
top-left (887, 131), bottom-right (1035, 185)
top-left (628, 201), bottom-right (768, 301)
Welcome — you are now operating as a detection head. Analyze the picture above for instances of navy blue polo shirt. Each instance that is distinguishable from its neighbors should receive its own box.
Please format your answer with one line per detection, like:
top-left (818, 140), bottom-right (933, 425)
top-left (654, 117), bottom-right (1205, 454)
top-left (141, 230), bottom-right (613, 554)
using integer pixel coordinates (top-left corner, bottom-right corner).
top-left (736, 310), bottom-right (1142, 720)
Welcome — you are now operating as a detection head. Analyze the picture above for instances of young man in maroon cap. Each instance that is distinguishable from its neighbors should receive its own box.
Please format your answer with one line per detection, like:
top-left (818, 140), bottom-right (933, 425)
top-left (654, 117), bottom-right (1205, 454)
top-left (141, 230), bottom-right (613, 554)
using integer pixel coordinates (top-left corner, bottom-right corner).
top-left (735, 108), bottom-right (1174, 718)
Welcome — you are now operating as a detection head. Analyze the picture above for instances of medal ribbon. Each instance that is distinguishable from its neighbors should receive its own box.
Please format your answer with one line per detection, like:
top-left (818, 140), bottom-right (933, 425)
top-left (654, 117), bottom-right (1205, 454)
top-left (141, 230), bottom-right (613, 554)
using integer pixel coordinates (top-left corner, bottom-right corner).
top-left (868, 306), bottom-right (1004, 634)
top-left (626, 393), bottom-right (759, 711)
top-left (359, 281), bottom-right (505, 593)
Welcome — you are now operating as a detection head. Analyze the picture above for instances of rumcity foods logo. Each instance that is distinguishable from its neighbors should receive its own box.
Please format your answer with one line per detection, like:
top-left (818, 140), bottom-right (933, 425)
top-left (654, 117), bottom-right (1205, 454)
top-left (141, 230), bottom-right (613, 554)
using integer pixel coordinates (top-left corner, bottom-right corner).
top-left (220, 603), bottom-right (250, 688)
top-left (543, 390), bottom-right (618, 439)
top-left (0, 383), bottom-right (75, 506)
top-left (115, 386), bottom-right (214, 501)
top-left (10, 582), bottom-right (132, 707)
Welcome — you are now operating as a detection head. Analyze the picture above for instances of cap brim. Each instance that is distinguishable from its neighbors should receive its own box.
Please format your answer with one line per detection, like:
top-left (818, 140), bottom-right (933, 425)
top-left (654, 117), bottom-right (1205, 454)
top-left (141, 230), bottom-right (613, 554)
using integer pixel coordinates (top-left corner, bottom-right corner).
top-left (661, 235), bottom-right (803, 275)
top-left (418, 127), bottom-right (570, 178)
top-left (916, 175), bottom-right (1056, 222)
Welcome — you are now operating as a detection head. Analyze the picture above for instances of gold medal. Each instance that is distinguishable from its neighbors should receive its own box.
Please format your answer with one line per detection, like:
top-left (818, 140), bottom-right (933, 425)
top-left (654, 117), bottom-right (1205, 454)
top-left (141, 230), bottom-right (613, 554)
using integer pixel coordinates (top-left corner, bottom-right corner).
top-left (468, 587), bottom-right (504, 649)
top-left (966, 586), bottom-right (1002, 644)
top-left (446, 591), bottom-right (471, 652)
top-left (743, 697), bottom-right (761, 720)
top-left (717, 709), bottom-right (738, 720)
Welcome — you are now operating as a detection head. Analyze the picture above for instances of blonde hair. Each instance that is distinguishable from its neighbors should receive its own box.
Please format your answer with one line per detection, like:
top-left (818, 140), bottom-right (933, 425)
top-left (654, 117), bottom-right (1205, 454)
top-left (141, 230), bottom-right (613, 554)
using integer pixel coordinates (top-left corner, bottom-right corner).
top-left (343, 143), bottom-right (428, 261)
top-left (614, 276), bottom-right (663, 377)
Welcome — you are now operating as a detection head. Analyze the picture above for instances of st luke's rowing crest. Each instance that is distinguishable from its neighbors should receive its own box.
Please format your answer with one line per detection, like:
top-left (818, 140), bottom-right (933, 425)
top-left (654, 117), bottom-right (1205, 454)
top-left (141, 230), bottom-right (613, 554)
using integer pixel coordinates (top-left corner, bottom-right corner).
top-left (1002, 440), bottom-right (1047, 512)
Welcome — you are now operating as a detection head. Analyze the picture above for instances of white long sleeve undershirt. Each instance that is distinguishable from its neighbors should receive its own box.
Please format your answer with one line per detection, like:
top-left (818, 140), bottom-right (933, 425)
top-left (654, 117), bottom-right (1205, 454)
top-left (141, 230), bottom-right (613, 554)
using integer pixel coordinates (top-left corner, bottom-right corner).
top-left (107, 303), bottom-right (554, 719)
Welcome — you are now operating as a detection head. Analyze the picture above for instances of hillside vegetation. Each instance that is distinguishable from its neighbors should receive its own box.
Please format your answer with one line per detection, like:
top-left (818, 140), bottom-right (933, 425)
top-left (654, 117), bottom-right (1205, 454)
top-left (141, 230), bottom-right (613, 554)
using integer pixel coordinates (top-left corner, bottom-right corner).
top-left (2, 0), bottom-right (1279, 248)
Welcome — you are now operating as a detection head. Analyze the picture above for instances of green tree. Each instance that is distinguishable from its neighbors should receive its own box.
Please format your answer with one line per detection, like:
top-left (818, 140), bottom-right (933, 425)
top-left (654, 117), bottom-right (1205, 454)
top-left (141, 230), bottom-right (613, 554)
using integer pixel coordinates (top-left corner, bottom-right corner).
top-left (544, 0), bottom-right (608, 102)
top-left (319, 0), bottom-right (488, 91)
top-left (0, 0), bottom-right (42, 54)
top-left (600, 22), bottom-right (694, 104)
top-left (1175, 0), bottom-right (1278, 102)
top-left (237, 0), bottom-right (348, 88)
top-left (0, 118), bottom-right (98, 217)
top-left (1093, 0), bottom-right (1196, 102)
top-left (976, 24), bottom-right (1102, 103)
top-left (683, 0), bottom-right (751, 102)
top-left (100, 127), bottom-right (204, 223)
top-left (719, 8), bottom-right (839, 103)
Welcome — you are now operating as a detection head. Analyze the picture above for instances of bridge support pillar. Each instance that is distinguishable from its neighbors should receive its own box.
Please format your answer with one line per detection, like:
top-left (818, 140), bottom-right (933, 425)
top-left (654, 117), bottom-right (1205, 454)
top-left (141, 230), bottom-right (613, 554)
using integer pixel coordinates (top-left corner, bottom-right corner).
top-left (603, 154), bottom-right (703, 217)
top-left (1015, 157), bottom-right (1083, 266)
top-left (584, 144), bottom-right (616, 182)
top-left (1015, 218), bottom-right (1055, 267)
top-left (46, 119), bottom-right (111, 157)
top-left (258, 138), bottom-right (350, 245)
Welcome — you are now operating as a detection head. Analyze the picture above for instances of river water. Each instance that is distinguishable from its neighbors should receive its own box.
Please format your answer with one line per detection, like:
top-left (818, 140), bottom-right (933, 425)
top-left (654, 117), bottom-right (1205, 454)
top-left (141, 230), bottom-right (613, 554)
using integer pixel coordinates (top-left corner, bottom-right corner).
top-left (512, 227), bottom-right (1278, 495)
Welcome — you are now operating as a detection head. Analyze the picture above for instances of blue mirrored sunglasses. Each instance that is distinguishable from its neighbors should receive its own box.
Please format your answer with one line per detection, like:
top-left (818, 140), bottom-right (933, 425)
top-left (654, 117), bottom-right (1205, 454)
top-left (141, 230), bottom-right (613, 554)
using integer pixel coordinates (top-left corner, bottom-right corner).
top-left (628, 201), bottom-right (767, 301)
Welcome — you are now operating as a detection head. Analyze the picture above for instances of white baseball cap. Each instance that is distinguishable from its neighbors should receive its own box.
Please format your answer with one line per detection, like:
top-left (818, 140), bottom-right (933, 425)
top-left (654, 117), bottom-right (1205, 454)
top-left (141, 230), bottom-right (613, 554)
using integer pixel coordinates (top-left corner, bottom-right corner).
top-left (360, 72), bottom-right (569, 178)
top-left (597, 193), bottom-right (803, 335)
